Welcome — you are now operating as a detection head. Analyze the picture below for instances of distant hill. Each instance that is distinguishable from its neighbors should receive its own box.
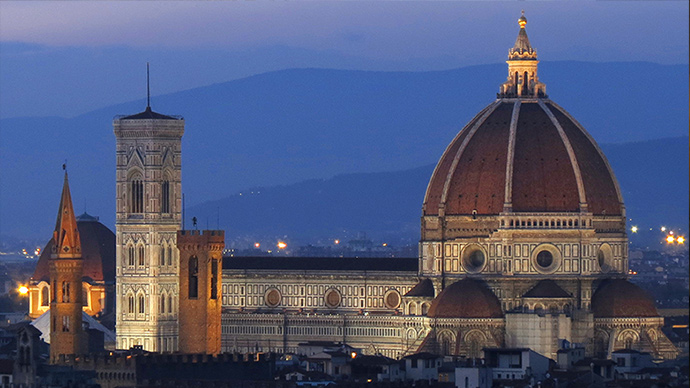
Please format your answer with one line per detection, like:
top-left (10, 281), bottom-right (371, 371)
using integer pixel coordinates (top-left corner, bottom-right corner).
top-left (0, 62), bottom-right (687, 240)
top-left (187, 137), bottom-right (689, 247)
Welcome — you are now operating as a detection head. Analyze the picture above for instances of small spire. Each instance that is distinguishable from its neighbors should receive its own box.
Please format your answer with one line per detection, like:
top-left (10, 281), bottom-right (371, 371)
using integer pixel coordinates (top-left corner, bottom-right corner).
top-left (146, 62), bottom-right (151, 110)
top-left (52, 170), bottom-right (81, 258)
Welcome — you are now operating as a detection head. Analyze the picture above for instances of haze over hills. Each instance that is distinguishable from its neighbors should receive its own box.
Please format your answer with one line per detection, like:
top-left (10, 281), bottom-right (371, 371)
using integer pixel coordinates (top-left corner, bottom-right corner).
top-left (0, 62), bottom-right (687, 241)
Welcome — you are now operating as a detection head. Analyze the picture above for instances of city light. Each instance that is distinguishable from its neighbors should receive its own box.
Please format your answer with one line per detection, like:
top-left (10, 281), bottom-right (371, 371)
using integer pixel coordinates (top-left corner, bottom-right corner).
top-left (677, 236), bottom-right (685, 244)
top-left (277, 242), bottom-right (287, 249)
top-left (630, 226), bottom-right (638, 233)
top-left (666, 235), bottom-right (675, 244)
top-left (254, 242), bottom-right (260, 248)
top-left (334, 240), bottom-right (340, 245)
top-left (18, 286), bottom-right (28, 295)
top-left (350, 352), bottom-right (357, 359)
top-left (661, 226), bottom-right (667, 232)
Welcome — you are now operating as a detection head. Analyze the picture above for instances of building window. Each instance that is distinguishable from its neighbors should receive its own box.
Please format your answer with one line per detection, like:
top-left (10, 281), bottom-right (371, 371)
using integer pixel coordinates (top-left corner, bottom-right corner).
top-left (41, 285), bottom-right (49, 306)
top-left (189, 256), bottom-right (199, 298)
top-left (130, 178), bottom-right (144, 213)
top-left (160, 293), bottom-right (166, 314)
top-left (160, 245), bottom-right (166, 266)
top-left (61, 281), bottom-right (70, 303)
top-left (168, 246), bottom-right (174, 266)
top-left (128, 245), bottom-right (135, 266)
top-left (128, 295), bottom-right (135, 314)
top-left (62, 315), bottom-right (70, 332)
top-left (138, 245), bottom-right (145, 266)
top-left (161, 180), bottom-right (170, 213)
top-left (168, 295), bottom-right (173, 313)
top-left (138, 294), bottom-right (145, 314)
top-left (210, 259), bottom-right (218, 300)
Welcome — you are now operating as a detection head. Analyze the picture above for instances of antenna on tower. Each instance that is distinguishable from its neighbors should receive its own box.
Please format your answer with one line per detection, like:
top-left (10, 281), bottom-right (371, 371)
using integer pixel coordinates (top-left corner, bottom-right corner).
top-left (146, 62), bottom-right (151, 109)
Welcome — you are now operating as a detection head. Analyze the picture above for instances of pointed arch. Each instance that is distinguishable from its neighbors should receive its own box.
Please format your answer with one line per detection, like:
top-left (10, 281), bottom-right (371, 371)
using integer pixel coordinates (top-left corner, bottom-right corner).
top-left (137, 291), bottom-right (146, 316)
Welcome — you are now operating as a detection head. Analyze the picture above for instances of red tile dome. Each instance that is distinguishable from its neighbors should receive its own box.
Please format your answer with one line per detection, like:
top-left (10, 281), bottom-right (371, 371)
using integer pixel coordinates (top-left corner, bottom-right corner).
top-left (427, 278), bottom-right (503, 318)
top-left (423, 100), bottom-right (624, 216)
top-left (31, 213), bottom-right (115, 284)
top-left (591, 279), bottom-right (659, 318)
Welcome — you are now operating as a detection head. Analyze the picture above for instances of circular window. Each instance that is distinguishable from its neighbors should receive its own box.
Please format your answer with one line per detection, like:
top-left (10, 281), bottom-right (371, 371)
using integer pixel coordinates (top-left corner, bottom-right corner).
top-left (462, 245), bottom-right (487, 273)
top-left (531, 244), bottom-right (561, 274)
top-left (384, 290), bottom-right (401, 309)
top-left (325, 289), bottom-right (341, 308)
top-left (536, 251), bottom-right (553, 268)
top-left (265, 288), bottom-right (281, 307)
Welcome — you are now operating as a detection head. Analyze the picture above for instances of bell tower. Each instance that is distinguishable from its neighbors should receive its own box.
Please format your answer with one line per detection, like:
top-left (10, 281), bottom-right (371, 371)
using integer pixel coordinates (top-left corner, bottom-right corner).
top-left (49, 171), bottom-right (87, 363)
top-left (113, 71), bottom-right (185, 352)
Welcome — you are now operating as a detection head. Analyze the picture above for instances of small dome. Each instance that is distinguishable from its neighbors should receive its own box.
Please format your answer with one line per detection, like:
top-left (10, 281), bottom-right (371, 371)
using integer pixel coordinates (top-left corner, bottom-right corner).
top-left (591, 279), bottom-right (659, 318)
top-left (427, 278), bottom-right (503, 318)
top-left (32, 218), bottom-right (115, 283)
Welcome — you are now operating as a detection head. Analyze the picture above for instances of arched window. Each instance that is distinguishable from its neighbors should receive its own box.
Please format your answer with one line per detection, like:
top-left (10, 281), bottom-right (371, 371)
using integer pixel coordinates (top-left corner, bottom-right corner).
top-left (61, 281), bottom-right (70, 303)
top-left (160, 293), bottom-right (166, 314)
top-left (167, 246), bottom-right (173, 266)
top-left (138, 245), bottom-right (145, 266)
top-left (189, 256), bottom-right (199, 298)
top-left (160, 245), bottom-right (166, 266)
top-left (161, 180), bottom-right (171, 213)
top-left (128, 245), bottom-right (135, 266)
top-left (130, 175), bottom-right (144, 213)
top-left (138, 294), bottom-right (145, 314)
top-left (168, 295), bottom-right (173, 313)
top-left (127, 294), bottom-right (135, 314)
top-left (41, 285), bottom-right (49, 306)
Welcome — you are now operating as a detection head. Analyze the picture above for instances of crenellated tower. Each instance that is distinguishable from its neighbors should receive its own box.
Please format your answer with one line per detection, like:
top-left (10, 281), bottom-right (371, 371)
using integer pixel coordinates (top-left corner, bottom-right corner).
top-left (113, 96), bottom-right (184, 352)
top-left (177, 230), bottom-right (224, 355)
top-left (49, 171), bottom-right (87, 363)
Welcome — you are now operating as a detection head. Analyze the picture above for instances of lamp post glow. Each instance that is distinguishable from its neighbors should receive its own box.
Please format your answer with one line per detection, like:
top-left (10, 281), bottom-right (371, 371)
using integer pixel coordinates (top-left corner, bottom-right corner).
top-left (277, 242), bottom-right (287, 249)
top-left (18, 286), bottom-right (28, 295)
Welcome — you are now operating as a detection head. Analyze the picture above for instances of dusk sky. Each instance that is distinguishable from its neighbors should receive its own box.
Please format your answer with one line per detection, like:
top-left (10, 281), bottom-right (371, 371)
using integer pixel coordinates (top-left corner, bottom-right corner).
top-left (0, 1), bottom-right (687, 118)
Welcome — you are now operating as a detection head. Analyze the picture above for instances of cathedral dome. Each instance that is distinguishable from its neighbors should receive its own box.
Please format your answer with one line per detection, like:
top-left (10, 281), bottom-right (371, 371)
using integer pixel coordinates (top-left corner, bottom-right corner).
top-left (427, 278), bottom-right (503, 318)
top-left (31, 213), bottom-right (116, 283)
top-left (591, 279), bottom-right (659, 318)
top-left (422, 16), bottom-right (623, 217)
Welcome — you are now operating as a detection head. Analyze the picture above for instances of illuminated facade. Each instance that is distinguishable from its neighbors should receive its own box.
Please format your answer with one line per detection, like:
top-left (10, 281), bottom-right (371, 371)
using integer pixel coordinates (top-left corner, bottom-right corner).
top-left (217, 14), bottom-right (678, 360)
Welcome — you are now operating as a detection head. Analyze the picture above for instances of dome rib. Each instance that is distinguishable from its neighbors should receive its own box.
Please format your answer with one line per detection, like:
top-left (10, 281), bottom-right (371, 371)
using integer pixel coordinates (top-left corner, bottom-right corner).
top-left (502, 100), bottom-right (521, 211)
top-left (422, 103), bottom-right (496, 215)
top-left (539, 100), bottom-right (587, 210)
top-left (439, 101), bottom-right (502, 211)
top-left (548, 101), bottom-right (625, 215)
top-left (511, 102), bottom-right (580, 212)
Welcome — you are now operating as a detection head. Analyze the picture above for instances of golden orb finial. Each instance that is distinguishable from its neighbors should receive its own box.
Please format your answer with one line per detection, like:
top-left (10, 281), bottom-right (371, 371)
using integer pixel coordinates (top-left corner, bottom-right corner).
top-left (518, 10), bottom-right (527, 28)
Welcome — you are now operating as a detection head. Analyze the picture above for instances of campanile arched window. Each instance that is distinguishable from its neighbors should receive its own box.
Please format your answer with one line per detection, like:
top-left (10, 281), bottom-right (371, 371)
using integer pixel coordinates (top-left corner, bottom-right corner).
top-left (161, 180), bottom-right (171, 213)
top-left (130, 174), bottom-right (144, 213)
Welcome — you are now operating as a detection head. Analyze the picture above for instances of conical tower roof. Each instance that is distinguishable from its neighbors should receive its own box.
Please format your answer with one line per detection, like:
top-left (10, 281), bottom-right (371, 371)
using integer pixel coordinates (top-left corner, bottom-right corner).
top-left (52, 172), bottom-right (81, 259)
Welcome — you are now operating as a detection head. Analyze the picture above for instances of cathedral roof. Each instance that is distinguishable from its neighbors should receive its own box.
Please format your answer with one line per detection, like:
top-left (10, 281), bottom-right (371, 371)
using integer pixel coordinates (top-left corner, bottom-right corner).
top-left (427, 278), bottom-right (503, 319)
top-left (591, 279), bottom-right (659, 318)
top-left (522, 279), bottom-right (571, 298)
top-left (422, 99), bottom-right (623, 216)
top-left (423, 13), bottom-right (623, 218)
top-left (404, 278), bottom-right (435, 297)
top-left (32, 215), bottom-right (115, 283)
top-left (223, 256), bottom-right (417, 272)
